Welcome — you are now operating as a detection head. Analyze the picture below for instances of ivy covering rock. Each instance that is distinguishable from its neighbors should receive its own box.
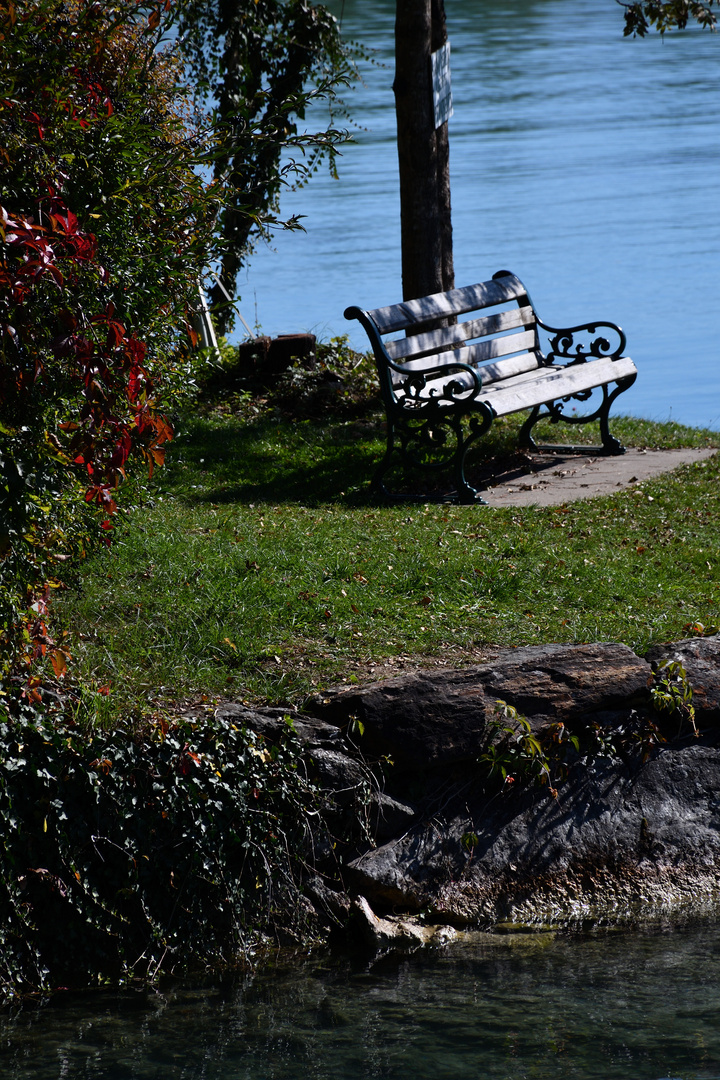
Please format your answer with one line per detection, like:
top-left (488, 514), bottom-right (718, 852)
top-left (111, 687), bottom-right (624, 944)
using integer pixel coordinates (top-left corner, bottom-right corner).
top-left (0, 696), bottom-right (321, 1001)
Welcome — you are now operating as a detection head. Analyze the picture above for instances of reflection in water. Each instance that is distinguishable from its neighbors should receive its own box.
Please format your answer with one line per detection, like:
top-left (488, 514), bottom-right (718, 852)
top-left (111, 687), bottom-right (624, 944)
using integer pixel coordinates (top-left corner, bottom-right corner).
top-left (239, 0), bottom-right (720, 429)
top-left (4, 926), bottom-right (720, 1078)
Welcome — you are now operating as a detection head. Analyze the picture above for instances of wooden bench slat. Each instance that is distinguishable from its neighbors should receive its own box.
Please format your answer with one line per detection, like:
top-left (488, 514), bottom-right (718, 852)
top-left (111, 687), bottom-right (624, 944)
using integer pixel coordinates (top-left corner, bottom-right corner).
top-left (368, 273), bottom-right (527, 335)
top-left (479, 356), bottom-right (638, 417)
top-left (460, 330), bottom-right (538, 367)
top-left (385, 306), bottom-right (536, 361)
top-left (392, 330), bottom-right (537, 378)
top-left (473, 351), bottom-right (545, 383)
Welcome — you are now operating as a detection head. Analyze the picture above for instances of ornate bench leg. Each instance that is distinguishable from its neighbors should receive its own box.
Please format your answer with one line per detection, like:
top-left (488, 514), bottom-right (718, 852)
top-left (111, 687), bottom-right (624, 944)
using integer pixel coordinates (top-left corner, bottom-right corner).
top-left (371, 406), bottom-right (493, 503)
top-left (598, 374), bottom-right (637, 454)
top-left (518, 406), bottom-right (542, 452)
top-left (517, 373), bottom-right (638, 457)
top-left (454, 408), bottom-right (493, 504)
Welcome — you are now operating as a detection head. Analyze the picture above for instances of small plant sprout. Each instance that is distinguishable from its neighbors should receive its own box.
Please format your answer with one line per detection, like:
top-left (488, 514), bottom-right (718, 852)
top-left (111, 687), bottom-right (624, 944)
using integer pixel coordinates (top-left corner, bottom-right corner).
top-left (651, 660), bottom-right (698, 737)
top-left (479, 700), bottom-right (555, 794)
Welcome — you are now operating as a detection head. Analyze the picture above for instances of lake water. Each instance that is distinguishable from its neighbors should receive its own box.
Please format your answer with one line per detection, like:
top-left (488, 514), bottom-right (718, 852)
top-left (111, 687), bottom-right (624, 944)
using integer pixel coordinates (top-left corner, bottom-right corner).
top-left (237, 0), bottom-right (720, 431)
top-left (4, 925), bottom-right (720, 1078)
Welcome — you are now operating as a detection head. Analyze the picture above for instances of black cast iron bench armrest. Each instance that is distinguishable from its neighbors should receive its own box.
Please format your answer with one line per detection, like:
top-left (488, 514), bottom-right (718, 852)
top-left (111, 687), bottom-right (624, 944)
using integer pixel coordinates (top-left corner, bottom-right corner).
top-left (387, 355), bottom-right (484, 404)
top-left (536, 318), bottom-right (628, 363)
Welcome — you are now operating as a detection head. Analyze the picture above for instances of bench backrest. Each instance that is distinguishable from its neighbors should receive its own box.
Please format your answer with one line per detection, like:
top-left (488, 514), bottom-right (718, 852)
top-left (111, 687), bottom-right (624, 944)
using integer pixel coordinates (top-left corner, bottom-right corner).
top-left (344, 271), bottom-right (542, 408)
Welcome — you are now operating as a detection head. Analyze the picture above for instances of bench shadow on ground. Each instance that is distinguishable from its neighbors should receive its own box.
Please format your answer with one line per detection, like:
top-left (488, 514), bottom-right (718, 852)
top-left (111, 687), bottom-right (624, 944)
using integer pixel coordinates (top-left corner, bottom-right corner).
top-left (162, 418), bottom-right (383, 507)
top-left (161, 416), bottom-right (553, 507)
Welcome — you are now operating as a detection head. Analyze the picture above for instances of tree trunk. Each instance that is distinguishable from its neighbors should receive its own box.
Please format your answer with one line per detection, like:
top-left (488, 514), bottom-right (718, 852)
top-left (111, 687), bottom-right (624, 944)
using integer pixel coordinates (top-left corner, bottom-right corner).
top-left (393, 0), bottom-right (454, 303)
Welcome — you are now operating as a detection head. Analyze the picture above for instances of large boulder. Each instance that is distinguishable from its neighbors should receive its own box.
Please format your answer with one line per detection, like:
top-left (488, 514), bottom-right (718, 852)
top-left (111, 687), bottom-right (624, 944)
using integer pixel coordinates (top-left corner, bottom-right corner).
top-left (214, 638), bottom-right (720, 935)
top-left (345, 744), bottom-right (720, 925)
top-left (309, 643), bottom-right (652, 770)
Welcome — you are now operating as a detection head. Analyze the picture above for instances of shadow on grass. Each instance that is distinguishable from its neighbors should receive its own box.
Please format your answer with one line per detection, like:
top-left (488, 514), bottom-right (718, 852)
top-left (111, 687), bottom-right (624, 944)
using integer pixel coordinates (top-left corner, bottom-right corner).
top-left (160, 410), bottom-right (714, 510)
top-left (160, 413), bottom-right (589, 508)
top-left (161, 416), bottom-right (387, 506)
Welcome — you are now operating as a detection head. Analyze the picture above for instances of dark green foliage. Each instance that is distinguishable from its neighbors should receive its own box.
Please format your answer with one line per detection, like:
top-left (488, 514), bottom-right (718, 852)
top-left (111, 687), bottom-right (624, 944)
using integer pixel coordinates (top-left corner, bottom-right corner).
top-left (269, 340), bottom-right (381, 420)
top-left (0, 695), bottom-right (319, 1001)
top-left (478, 668), bottom-right (700, 803)
top-left (479, 701), bottom-right (567, 793)
top-left (200, 336), bottom-right (381, 421)
top-left (621, 0), bottom-right (717, 35)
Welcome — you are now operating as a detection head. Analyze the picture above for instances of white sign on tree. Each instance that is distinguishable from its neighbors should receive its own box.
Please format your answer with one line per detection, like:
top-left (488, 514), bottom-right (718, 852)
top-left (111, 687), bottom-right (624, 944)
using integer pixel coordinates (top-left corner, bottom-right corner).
top-left (431, 41), bottom-right (453, 129)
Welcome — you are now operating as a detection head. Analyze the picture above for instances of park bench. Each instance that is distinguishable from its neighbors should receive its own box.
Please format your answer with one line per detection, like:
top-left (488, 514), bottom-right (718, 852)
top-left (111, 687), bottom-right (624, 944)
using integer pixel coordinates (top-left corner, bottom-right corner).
top-left (344, 270), bottom-right (637, 503)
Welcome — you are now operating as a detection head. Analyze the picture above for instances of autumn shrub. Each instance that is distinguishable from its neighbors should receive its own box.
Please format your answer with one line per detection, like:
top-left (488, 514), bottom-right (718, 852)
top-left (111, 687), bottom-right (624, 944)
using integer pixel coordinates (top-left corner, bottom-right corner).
top-left (0, 0), bottom-right (218, 680)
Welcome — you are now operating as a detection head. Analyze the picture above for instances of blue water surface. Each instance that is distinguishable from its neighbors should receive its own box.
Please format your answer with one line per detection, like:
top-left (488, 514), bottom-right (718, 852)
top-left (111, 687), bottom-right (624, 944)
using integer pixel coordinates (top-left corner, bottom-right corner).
top-left (236, 0), bottom-right (720, 430)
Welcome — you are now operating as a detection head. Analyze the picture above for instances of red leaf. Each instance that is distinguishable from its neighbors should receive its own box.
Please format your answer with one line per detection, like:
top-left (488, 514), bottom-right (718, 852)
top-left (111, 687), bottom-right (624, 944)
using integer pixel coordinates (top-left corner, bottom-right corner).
top-left (127, 362), bottom-right (146, 402)
top-left (125, 335), bottom-right (146, 364)
top-left (106, 321), bottom-right (125, 348)
top-left (25, 111), bottom-right (45, 139)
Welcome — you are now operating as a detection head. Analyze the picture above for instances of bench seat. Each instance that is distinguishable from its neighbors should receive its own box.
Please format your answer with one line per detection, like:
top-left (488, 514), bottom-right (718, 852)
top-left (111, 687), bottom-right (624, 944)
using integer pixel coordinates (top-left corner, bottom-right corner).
top-left (344, 270), bottom-right (638, 503)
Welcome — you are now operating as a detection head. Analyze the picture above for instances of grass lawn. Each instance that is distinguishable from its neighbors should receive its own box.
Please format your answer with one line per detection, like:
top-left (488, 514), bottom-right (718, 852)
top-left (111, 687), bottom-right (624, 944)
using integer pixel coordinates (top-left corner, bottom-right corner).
top-left (55, 403), bottom-right (720, 725)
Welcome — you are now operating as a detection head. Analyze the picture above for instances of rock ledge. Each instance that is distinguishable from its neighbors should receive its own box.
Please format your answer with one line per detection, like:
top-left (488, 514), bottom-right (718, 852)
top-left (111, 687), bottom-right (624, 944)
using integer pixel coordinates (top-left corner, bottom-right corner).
top-left (237, 637), bottom-right (720, 945)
